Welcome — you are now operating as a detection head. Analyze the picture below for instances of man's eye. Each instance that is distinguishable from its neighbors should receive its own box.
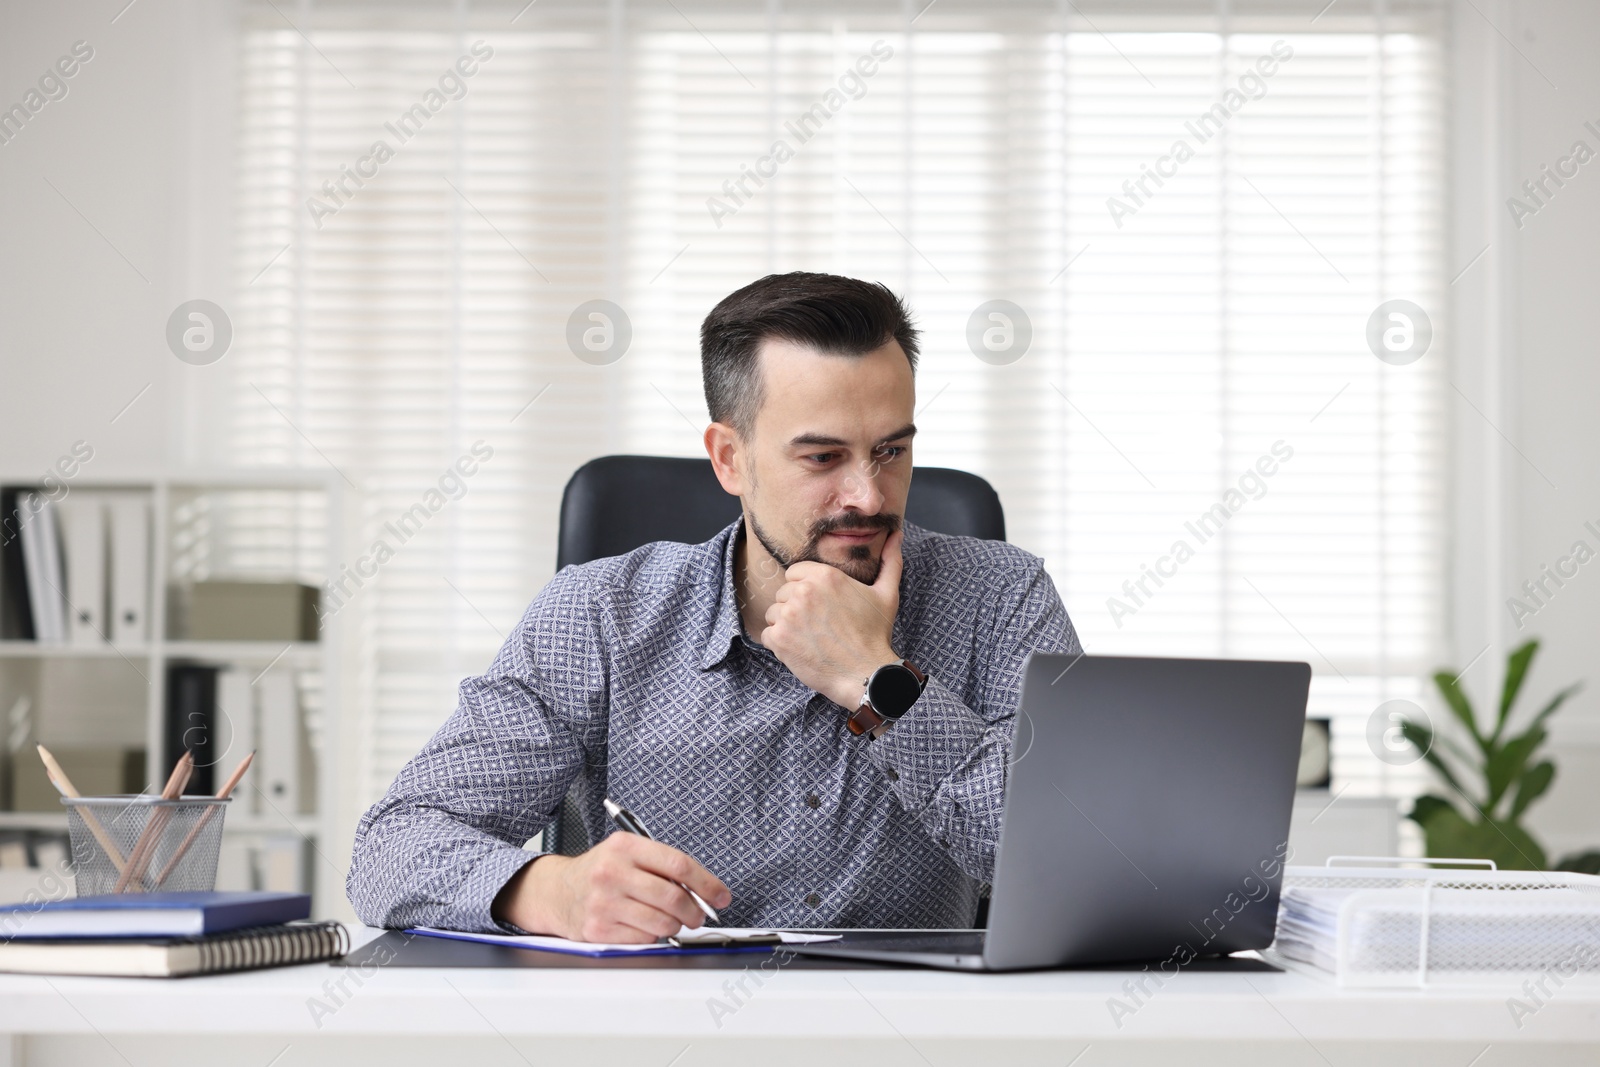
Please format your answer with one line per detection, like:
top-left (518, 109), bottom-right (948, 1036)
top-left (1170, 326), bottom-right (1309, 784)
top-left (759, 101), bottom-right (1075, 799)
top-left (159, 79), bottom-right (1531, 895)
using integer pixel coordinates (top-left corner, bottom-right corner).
top-left (806, 453), bottom-right (838, 465)
top-left (875, 446), bottom-right (906, 461)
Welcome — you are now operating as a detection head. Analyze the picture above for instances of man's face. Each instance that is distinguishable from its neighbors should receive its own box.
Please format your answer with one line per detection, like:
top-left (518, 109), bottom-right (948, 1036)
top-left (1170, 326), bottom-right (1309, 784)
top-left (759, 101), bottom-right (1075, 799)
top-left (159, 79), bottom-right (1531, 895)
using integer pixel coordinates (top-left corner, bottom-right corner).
top-left (728, 337), bottom-right (916, 585)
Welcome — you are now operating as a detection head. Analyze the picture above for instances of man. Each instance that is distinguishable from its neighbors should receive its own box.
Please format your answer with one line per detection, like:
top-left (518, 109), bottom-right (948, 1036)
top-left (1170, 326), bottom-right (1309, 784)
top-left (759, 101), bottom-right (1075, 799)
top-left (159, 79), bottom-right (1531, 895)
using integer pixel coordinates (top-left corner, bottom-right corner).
top-left (347, 272), bottom-right (1080, 941)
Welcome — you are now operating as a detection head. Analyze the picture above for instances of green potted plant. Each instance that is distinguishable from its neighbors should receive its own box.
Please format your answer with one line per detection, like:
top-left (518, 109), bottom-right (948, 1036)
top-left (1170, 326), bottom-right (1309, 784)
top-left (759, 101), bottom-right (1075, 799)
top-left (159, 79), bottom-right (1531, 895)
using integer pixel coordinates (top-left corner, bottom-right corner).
top-left (1403, 639), bottom-right (1600, 873)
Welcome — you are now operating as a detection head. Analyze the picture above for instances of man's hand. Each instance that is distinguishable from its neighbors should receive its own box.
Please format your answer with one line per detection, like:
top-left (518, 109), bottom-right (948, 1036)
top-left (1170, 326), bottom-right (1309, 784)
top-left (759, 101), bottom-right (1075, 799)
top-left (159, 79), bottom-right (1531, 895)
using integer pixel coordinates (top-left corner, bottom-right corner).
top-left (492, 833), bottom-right (732, 943)
top-left (760, 528), bottom-right (904, 710)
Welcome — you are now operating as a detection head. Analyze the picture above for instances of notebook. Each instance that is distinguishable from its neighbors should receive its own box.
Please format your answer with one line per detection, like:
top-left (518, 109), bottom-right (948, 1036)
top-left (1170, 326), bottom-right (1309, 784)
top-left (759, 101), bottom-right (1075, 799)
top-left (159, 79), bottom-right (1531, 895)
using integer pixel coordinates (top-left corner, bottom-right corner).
top-left (0, 921), bottom-right (348, 977)
top-left (410, 925), bottom-right (842, 957)
top-left (0, 891), bottom-right (311, 939)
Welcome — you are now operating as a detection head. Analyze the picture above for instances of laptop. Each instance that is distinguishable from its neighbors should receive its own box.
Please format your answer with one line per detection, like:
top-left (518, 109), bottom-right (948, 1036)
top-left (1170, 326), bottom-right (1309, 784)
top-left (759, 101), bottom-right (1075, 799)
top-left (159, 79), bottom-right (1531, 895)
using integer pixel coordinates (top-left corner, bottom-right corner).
top-left (790, 653), bottom-right (1311, 971)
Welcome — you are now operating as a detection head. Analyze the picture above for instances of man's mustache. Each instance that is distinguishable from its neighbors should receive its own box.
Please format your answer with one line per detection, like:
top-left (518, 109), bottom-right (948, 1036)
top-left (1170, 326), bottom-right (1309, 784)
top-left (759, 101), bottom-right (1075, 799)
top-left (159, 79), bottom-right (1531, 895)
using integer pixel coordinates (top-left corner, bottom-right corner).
top-left (808, 512), bottom-right (901, 539)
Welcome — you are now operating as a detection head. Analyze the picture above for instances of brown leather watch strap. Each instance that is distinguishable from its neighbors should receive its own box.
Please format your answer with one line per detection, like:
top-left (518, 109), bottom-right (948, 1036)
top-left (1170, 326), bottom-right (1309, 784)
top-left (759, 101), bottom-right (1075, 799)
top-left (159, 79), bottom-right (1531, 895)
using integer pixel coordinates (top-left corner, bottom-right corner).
top-left (846, 660), bottom-right (927, 737)
top-left (846, 702), bottom-right (885, 737)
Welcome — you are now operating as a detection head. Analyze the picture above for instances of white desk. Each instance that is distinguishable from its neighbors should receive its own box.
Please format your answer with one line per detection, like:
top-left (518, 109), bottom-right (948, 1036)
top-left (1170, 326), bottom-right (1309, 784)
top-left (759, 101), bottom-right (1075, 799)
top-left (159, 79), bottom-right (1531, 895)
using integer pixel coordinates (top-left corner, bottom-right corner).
top-left (0, 928), bottom-right (1596, 1067)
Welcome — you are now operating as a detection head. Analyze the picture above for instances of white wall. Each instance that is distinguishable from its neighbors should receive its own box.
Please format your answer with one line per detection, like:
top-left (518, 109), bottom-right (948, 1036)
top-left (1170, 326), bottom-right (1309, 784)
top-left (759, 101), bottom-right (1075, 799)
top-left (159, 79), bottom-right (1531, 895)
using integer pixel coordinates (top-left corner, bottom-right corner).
top-left (1491, 0), bottom-right (1600, 860)
top-left (0, 0), bottom-right (234, 481)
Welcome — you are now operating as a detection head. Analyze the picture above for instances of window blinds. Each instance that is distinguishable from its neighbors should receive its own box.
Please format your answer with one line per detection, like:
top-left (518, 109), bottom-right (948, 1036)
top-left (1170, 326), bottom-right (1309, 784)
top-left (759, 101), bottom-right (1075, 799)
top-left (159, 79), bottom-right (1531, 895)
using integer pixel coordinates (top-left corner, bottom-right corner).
top-left (230, 0), bottom-right (1448, 807)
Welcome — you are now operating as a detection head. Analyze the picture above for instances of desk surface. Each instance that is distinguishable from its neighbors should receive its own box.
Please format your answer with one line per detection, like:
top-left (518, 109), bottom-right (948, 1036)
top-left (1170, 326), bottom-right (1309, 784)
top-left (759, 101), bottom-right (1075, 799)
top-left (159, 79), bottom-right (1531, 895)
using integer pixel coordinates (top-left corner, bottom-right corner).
top-left (0, 927), bottom-right (1596, 1047)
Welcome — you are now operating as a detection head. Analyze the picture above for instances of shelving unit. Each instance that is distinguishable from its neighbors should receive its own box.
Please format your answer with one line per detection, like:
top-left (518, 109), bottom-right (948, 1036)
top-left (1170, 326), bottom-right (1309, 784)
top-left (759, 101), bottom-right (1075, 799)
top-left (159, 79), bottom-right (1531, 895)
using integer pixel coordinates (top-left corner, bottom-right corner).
top-left (0, 470), bottom-right (357, 914)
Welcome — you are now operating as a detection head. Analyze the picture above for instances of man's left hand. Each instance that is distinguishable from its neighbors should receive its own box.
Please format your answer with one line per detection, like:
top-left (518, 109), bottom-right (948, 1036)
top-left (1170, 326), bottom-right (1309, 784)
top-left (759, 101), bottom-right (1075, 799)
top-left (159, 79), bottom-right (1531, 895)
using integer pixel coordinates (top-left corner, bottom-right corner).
top-left (761, 528), bottom-right (904, 711)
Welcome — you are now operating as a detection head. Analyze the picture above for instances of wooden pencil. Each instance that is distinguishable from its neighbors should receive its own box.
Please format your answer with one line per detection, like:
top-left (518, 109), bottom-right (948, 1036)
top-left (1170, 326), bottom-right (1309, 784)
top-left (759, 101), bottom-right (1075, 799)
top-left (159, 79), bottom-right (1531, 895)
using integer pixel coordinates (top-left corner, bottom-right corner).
top-left (114, 752), bottom-right (192, 894)
top-left (153, 751), bottom-right (254, 889)
top-left (36, 745), bottom-right (128, 873)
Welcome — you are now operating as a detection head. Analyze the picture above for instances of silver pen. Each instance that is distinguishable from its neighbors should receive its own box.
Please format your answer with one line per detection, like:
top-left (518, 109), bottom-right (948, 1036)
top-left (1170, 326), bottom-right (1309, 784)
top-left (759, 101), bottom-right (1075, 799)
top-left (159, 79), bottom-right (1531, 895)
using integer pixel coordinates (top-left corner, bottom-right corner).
top-left (603, 797), bottom-right (720, 924)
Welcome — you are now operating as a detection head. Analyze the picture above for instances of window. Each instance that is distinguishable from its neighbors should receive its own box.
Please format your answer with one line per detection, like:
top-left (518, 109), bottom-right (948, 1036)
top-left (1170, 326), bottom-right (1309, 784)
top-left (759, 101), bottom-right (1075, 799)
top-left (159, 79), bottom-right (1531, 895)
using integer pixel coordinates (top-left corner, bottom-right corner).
top-left (230, 0), bottom-right (1448, 808)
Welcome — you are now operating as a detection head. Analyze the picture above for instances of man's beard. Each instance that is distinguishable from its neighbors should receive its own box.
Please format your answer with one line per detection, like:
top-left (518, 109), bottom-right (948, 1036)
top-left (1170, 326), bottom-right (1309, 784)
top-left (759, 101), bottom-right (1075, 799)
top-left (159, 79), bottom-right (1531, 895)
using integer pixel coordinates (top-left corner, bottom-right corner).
top-left (750, 510), bottom-right (901, 585)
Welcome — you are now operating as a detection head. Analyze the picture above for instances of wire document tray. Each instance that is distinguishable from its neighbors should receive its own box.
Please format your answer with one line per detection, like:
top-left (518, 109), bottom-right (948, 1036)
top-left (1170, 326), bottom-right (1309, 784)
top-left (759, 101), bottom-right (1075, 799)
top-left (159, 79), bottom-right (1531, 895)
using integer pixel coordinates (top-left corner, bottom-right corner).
top-left (1261, 857), bottom-right (1600, 988)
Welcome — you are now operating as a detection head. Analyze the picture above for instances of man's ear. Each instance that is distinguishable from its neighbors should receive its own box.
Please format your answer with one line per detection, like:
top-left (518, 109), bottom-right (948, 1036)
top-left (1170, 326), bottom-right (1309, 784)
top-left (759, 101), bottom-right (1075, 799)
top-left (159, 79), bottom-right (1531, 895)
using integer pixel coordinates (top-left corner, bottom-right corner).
top-left (704, 421), bottom-right (747, 497)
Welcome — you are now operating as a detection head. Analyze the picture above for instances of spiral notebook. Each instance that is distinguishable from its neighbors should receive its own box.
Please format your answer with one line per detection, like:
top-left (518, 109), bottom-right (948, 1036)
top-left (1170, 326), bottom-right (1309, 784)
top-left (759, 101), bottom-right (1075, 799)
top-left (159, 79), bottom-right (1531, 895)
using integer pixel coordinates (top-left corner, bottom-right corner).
top-left (0, 921), bottom-right (348, 977)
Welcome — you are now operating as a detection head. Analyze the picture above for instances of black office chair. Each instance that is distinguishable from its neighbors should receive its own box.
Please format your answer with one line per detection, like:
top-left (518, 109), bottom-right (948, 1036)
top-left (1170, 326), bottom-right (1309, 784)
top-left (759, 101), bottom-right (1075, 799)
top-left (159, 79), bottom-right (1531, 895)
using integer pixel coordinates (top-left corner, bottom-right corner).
top-left (543, 455), bottom-right (1006, 872)
top-left (555, 455), bottom-right (1003, 571)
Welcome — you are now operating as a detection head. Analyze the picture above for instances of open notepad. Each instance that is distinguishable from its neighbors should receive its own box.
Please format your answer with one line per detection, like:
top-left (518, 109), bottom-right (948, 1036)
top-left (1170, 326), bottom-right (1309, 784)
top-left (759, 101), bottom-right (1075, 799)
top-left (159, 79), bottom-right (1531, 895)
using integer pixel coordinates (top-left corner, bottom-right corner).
top-left (410, 926), bottom-right (842, 957)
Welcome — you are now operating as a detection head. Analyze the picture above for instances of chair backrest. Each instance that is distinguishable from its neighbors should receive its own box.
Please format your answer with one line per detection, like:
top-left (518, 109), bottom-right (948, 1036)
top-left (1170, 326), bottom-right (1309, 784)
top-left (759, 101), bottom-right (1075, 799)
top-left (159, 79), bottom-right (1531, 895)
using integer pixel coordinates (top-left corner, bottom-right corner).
top-left (557, 454), bottom-right (1004, 570)
top-left (545, 454), bottom-right (1006, 858)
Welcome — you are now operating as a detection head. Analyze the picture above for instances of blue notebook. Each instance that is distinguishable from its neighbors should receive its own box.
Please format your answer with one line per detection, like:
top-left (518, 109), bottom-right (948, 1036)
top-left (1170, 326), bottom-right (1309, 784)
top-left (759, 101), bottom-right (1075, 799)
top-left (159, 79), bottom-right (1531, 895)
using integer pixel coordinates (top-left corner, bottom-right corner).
top-left (0, 891), bottom-right (311, 939)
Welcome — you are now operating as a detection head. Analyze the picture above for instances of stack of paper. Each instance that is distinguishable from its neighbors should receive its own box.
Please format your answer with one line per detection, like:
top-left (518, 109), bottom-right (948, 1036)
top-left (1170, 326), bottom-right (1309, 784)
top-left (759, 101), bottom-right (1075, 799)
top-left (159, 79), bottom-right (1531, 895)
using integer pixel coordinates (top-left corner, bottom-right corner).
top-left (1274, 885), bottom-right (1600, 979)
top-left (1273, 886), bottom-right (1357, 975)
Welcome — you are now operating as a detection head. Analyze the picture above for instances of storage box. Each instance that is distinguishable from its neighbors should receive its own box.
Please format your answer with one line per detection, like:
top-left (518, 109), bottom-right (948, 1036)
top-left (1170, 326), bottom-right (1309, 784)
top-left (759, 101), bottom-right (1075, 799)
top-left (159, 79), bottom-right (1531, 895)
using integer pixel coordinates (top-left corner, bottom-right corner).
top-left (10, 748), bottom-right (144, 811)
top-left (186, 581), bottom-right (319, 642)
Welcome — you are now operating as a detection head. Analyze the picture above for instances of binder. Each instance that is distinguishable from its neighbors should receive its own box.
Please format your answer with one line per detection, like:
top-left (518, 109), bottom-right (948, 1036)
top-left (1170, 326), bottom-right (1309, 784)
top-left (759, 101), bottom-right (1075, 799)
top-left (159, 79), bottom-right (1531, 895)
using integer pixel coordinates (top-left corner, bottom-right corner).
top-left (108, 496), bottom-right (151, 644)
top-left (0, 488), bottom-right (35, 639)
top-left (164, 664), bottom-right (219, 796)
top-left (58, 495), bottom-right (108, 645)
top-left (215, 668), bottom-right (258, 815)
top-left (19, 493), bottom-right (68, 643)
top-left (257, 669), bottom-right (306, 814)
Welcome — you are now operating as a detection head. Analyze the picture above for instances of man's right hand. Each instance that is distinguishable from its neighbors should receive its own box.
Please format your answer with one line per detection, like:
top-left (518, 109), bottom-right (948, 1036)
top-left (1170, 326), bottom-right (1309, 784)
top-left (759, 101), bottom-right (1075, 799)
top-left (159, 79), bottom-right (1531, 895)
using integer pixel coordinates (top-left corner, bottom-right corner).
top-left (491, 833), bottom-right (732, 943)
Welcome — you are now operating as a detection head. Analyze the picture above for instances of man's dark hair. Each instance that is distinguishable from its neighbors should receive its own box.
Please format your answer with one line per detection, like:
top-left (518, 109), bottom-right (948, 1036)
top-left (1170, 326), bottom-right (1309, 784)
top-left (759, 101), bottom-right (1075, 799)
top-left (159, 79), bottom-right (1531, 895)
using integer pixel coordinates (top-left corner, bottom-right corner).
top-left (701, 272), bottom-right (919, 436)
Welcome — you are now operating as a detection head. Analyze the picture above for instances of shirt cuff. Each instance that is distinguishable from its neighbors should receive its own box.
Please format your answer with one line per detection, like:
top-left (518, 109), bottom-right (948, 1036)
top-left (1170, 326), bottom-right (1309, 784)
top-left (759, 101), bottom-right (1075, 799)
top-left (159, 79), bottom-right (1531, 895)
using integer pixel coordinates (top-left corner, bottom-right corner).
top-left (864, 675), bottom-right (987, 815)
top-left (456, 844), bottom-right (544, 934)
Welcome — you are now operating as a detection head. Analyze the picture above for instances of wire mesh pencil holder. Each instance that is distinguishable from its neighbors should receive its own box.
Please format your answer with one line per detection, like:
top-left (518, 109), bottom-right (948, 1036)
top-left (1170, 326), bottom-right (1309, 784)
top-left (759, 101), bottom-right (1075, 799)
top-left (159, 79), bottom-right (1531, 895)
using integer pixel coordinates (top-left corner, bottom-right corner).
top-left (63, 796), bottom-right (231, 897)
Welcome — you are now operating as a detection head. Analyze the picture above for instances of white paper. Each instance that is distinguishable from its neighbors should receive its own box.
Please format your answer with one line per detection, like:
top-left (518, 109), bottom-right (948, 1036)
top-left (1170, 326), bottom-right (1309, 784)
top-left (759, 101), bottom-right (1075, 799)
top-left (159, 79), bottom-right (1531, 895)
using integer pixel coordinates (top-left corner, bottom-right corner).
top-left (413, 925), bottom-right (843, 955)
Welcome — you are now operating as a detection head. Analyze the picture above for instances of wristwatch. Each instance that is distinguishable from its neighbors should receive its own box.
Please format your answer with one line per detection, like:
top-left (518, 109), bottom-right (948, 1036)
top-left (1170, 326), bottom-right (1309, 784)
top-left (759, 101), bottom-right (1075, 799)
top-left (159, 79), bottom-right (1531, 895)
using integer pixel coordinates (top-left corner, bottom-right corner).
top-left (846, 659), bottom-right (928, 736)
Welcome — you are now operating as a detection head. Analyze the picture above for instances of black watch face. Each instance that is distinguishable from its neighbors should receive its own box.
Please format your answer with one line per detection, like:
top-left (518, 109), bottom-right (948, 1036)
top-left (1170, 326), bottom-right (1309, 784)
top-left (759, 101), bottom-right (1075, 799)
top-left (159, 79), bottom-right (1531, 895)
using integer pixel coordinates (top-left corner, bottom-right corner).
top-left (868, 664), bottom-right (923, 719)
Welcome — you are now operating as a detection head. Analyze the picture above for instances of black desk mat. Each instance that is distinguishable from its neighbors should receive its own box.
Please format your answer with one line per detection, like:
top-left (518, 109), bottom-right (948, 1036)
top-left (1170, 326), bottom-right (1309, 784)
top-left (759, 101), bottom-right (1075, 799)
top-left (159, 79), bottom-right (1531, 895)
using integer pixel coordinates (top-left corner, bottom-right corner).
top-left (337, 930), bottom-right (1281, 973)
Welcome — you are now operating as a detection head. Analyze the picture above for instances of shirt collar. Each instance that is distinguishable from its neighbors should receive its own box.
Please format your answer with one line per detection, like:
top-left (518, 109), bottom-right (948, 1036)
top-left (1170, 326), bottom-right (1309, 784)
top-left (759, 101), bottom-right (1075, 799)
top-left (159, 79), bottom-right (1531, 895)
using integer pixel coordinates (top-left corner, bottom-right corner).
top-left (698, 518), bottom-right (748, 671)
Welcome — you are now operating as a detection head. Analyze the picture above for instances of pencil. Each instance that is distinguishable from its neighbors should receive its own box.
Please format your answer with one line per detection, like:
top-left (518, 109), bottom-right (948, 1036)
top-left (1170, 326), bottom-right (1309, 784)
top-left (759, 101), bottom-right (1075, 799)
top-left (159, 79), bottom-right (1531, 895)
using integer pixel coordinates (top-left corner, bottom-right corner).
top-left (36, 745), bottom-right (128, 873)
top-left (114, 752), bottom-right (192, 893)
top-left (153, 751), bottom-right (253, 889)
top-left (128, 751), bottom-right (194, 892)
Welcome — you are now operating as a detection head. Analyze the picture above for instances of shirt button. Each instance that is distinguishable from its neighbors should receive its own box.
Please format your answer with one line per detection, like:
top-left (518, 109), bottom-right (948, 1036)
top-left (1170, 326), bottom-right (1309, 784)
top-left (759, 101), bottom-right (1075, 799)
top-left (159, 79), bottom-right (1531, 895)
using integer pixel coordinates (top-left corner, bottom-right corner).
top-left (805, 793), bottom-right (821, 809)
top-left (886, 767), bottom-right (900, 782)
top-left (804, 892), bottom-right (821, 907)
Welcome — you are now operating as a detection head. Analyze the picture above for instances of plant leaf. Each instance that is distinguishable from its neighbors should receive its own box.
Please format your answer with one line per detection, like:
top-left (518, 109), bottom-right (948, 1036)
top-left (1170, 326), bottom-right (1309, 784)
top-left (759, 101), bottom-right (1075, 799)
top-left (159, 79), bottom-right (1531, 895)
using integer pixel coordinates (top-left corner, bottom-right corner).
top-left (1429, 729), bottom-right (1481, 774)
top-left (1407, 793), bottom-right (1459, 827)
top-left (1510, 760), bottom-right (1556, 819)
top-left (1525, 683), bottom-right (1582, 736)
top-left (1433, 670), bottom-right (1487, 753)
top-left (1419, 809), bottom-right (1547, 871)
top-left (1495, 640), bottom-right (1539, 741)
top-left (1399, 720), bottom-right (1471, 799)
top-left (1485, 726), bottom-right (1545, 814)
top-left (1484, 818), bottom-right (1548, 871)
top-left (1556, 850), bottom-right (1600, 876)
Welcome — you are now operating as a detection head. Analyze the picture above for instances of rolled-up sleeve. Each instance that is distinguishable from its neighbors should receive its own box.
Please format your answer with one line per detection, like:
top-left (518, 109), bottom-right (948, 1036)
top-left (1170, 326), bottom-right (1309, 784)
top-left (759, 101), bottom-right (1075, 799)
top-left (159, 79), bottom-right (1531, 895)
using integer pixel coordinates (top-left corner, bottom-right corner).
top-left (346, 568), bottom-right (610, 931)
top-left (867, 561), bottom-right (1078, 884)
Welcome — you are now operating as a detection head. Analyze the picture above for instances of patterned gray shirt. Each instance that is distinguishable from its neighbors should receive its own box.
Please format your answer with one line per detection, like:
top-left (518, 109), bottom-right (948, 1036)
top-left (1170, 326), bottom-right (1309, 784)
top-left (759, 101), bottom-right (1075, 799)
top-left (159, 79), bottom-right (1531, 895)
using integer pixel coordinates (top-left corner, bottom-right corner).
top-left (347, 519), bottom-right (1079, 931)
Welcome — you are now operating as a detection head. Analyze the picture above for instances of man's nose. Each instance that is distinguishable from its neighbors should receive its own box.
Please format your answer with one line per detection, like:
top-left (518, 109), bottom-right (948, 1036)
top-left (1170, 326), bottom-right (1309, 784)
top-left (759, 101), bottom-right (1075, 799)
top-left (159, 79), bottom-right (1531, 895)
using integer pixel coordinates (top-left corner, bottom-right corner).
top-left (835, 466), bottom-right (885, 514)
